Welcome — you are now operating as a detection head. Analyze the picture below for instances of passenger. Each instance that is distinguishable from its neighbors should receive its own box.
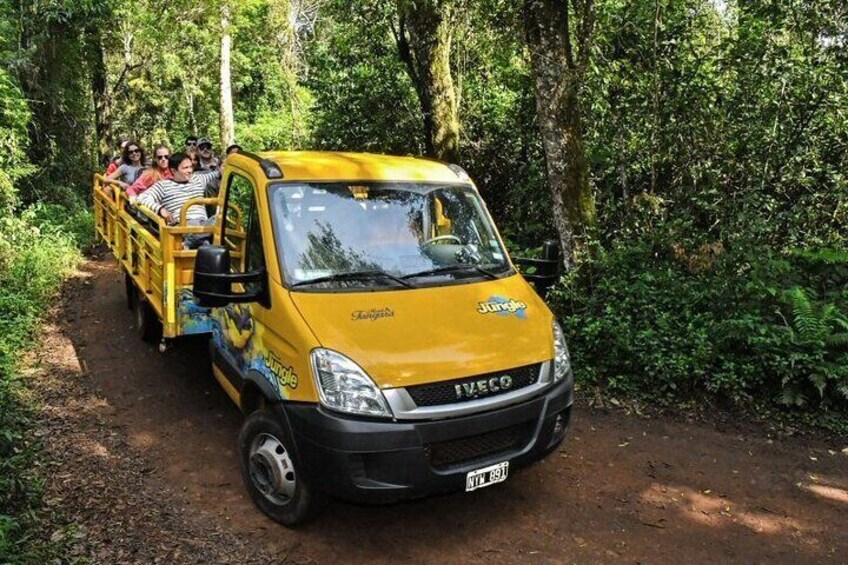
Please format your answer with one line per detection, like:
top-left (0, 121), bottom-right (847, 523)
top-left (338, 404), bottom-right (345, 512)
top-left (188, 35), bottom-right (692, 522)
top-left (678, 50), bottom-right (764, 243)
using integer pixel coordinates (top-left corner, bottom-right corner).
top-left (126, 145), bottom-right (173, 201)
top-left (184, 135), bottom-right (198, 151)
top-left (196, 137), bottom-right (220, 172)
top-left (105, 139), bottom-right (128, 175)
top-left (225, 144), bottom-right (242, 156)
top-left (105, 141), bottom-right (147, 190)
top-left (186, 146), bottom-right (200, 170)
top-left (135, 153), bottom-right (221, 248)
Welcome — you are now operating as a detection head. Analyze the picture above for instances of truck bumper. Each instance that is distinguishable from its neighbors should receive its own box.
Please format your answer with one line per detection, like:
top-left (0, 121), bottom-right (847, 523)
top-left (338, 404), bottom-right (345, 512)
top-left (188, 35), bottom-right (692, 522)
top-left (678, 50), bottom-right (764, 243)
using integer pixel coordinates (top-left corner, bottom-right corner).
top-left (285, 379), bottom-right (573, 503)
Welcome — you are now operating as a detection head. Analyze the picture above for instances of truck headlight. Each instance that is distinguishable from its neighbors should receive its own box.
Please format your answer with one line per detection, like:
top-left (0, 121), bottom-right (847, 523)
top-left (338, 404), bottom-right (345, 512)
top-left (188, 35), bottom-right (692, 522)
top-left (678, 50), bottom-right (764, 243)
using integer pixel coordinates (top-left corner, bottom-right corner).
top-left (553, 321), bottom-right (571, 382)
top-left (311, 348), bottom-right (392, 418)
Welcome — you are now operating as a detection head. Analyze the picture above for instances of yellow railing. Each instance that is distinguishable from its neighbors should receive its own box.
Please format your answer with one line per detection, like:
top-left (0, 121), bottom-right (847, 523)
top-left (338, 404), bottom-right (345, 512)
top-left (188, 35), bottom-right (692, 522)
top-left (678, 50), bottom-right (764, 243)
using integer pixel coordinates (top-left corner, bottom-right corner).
top-left (92, 175), bottom-right (227, 339)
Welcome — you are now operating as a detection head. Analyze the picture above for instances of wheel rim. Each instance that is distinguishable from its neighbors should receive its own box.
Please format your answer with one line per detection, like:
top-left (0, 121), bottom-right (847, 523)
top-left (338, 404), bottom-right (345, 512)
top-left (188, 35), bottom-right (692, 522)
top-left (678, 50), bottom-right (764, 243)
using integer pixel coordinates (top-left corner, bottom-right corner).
top-left (248, 433), bottom-right (296, 505)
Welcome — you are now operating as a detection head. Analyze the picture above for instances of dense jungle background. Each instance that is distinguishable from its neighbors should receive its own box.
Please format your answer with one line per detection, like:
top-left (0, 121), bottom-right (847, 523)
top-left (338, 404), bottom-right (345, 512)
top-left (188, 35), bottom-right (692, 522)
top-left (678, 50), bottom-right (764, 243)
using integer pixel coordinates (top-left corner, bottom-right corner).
top-left (1, 0), bottom-right (846, 558)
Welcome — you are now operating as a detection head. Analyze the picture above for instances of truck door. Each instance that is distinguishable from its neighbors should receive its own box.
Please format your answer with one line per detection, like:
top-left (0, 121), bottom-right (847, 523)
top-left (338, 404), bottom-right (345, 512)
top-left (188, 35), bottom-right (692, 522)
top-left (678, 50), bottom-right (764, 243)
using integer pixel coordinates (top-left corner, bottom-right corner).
top-left (210, 172), bottom-right (267, 378)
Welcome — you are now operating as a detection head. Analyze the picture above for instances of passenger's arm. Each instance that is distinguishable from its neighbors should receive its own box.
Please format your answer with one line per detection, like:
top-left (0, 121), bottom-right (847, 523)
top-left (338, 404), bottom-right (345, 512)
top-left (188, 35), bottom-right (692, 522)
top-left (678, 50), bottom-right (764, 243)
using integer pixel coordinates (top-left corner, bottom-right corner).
top-left (197, 169), bottom-right (222, 190)
top-left (136, 182), bottom-right (172, 223)
top-left (105, 168), bottom-right (128, 189)
top-left (126, 172), bottom-right (153, 200)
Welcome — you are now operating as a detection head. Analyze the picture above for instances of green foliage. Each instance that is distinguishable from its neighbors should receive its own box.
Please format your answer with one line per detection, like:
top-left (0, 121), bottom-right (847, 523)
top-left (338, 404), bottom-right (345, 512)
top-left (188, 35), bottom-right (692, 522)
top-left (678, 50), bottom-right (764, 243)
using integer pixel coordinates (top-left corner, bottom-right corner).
top-left (306, 0), bottom-right (425, 155)
top-left (0, 69), bottom-right (34, 212)
top-left (0, 207), bottom-right (84, 561)
top-left (104, 0), bottom-right (315, 154)
top-left (554, 244), bottom-right (848, 418)
top-left (5, 0), bottom-right (110, 203)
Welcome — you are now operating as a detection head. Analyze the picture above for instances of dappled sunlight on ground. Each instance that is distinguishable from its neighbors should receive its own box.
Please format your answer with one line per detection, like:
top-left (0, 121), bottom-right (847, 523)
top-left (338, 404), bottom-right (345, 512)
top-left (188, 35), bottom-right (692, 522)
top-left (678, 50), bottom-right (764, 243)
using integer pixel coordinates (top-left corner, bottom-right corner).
top-left (640, 482), bottom-right (807, 534)
top-left (77, 439), bottom-right (112, 460)
top-left (799, 473), bottom-right (848, 507)
top-left (129, 431), bottom-right (158, 450)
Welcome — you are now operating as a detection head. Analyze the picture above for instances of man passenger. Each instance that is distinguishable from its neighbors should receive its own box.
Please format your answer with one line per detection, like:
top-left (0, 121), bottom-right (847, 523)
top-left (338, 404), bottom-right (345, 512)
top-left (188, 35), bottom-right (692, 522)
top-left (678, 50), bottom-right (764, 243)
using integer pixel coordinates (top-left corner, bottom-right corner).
top-left (196, 137), bottom-right (220, 172)
top-left (135, 153), bottom-right (220, 248)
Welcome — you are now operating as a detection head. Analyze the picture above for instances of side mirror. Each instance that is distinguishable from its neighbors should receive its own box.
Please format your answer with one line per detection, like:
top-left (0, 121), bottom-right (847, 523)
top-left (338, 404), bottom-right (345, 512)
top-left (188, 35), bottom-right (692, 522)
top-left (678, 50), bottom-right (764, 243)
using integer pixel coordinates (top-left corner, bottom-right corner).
top-left (193, 245), bottom-right (268, 308)
top-left (541, 239), bottom-right (560, 263)
top-left (513, 239), bottom-right (561, 300)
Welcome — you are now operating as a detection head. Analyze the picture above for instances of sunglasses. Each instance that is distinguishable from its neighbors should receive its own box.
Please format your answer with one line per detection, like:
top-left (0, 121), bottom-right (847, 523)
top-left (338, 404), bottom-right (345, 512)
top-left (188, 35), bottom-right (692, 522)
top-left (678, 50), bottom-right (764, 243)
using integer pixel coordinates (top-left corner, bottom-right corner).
top-left (199, 145), bottom-right (212, 150)
top-left (186, 141), bottom-right (197, 146)
top-left (156, 154), bottom-right (170, 160)
top-left (128, 148), bottom-right (140, 155)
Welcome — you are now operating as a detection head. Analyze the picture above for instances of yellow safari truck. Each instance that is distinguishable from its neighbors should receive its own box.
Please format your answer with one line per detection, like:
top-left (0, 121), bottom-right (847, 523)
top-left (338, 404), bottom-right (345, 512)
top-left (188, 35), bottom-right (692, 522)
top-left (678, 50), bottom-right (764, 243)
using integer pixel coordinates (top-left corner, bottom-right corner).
top-left (94, 151), bottom-right (573, 525)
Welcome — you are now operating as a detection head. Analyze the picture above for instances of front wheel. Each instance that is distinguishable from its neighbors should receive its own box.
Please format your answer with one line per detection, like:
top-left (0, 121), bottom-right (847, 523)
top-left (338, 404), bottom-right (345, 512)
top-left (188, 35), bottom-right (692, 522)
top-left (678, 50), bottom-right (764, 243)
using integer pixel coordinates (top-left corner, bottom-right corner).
top-left (237, 407), bottom-right (322, 526)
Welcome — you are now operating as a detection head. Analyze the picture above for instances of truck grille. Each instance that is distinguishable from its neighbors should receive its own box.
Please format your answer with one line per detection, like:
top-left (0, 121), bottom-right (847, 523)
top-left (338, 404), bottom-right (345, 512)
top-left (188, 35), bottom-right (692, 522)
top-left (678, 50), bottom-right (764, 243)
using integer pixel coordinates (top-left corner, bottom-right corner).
top-left (425, 421), bottom-right (533, 469)
top-left (406, 363), bottom-right (541, 407)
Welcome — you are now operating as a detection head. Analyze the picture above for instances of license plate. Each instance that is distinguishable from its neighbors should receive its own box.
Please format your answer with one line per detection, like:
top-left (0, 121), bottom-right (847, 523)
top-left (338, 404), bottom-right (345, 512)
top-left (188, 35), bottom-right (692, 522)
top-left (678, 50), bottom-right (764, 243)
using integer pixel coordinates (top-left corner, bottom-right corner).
top-left (465, 461), bottom-right (509, 492)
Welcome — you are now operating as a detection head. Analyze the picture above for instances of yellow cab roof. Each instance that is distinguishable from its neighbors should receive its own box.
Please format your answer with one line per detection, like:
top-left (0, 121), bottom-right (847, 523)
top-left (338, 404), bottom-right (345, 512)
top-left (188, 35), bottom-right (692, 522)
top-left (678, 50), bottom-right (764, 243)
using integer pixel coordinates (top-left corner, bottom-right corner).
top-left (229, 151), bottom-right (466, 183)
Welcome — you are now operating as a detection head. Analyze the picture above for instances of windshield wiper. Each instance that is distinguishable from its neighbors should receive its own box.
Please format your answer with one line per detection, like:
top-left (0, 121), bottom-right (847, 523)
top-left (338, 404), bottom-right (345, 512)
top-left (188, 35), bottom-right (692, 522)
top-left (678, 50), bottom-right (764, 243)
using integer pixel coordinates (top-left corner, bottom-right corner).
top-left (401, 263), bottom-right (499, 281)
top-left (291, 269), bottom-right (415, 289)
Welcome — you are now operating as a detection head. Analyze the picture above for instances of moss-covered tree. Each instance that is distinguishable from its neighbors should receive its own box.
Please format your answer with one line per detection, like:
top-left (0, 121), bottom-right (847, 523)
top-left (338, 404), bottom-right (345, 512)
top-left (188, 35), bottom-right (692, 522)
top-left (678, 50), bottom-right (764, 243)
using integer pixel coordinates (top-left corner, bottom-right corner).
top-left (524, 0), bottom-right (597, 268)
top-left (395, 0), bottom-right (461, 162)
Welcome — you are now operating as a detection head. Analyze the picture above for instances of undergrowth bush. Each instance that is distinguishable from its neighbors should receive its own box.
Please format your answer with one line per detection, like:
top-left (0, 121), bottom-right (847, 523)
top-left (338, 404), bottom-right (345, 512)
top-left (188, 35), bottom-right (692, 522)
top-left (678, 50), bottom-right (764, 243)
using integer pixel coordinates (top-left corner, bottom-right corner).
top-left (552, 242), bottom-right (848, 419)
top-left (0, 205), bottom-right (87, 561)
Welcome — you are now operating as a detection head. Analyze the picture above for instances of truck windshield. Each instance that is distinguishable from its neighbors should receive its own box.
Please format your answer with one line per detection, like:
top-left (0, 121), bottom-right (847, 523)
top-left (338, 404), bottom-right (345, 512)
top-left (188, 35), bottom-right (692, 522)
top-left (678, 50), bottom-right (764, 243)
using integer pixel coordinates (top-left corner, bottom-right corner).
top-left (268, 182), bottom-right (512, 289)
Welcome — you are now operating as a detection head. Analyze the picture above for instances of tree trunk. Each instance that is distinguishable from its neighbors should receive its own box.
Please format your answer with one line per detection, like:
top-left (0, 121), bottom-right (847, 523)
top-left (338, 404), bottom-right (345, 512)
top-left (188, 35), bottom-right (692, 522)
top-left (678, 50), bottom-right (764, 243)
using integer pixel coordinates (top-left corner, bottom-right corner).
top-left (524, 0), bottom-right (597, 269)
top-left (395, 0), bottom-right (460, 163)
top-left (219, 2), bottom-right (235, 149)
top-left (86, 25), bottom-right (111, 167)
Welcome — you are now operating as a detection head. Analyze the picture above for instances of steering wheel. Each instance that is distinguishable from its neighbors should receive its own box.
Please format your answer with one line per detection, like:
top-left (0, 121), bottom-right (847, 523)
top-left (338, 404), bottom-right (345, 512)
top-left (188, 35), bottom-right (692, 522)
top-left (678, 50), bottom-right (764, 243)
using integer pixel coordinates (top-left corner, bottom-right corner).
top-left (422, 234), bottom-right (462, 247)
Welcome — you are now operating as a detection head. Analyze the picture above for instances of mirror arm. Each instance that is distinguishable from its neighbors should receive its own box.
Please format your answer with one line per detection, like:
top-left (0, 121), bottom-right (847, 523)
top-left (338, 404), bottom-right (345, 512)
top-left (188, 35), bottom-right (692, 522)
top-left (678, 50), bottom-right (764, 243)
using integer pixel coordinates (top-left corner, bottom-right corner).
top-left (196, 288), bottom-right (263, 304)
top-left (194, 268), bottom-right (265, 285)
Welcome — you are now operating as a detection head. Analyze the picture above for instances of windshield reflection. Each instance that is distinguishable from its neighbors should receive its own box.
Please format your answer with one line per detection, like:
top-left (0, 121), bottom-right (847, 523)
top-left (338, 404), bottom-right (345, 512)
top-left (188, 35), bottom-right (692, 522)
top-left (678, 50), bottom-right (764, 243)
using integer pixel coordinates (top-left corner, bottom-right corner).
top-left (269, 182), bottom-right (511, 290)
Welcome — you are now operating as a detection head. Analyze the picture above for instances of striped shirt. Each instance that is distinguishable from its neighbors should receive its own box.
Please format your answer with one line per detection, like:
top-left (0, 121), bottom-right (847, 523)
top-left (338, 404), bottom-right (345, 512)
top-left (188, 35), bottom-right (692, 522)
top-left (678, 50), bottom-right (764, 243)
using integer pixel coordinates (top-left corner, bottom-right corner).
top-left (137, 171), bottom-right (220, 223)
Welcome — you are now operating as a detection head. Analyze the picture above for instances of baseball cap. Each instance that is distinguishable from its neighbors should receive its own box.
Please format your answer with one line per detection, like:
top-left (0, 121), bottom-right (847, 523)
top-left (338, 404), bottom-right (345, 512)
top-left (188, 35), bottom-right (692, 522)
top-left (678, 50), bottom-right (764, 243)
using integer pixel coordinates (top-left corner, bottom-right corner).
top-left (197, 137), bottom-right (213, 148)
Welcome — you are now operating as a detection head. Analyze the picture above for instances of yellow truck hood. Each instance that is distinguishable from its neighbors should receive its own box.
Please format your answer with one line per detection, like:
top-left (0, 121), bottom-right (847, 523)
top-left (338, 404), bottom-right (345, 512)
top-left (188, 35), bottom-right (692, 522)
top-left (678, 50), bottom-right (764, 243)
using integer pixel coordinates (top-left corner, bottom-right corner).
top-left (290, 274), bottom-right (554, 388)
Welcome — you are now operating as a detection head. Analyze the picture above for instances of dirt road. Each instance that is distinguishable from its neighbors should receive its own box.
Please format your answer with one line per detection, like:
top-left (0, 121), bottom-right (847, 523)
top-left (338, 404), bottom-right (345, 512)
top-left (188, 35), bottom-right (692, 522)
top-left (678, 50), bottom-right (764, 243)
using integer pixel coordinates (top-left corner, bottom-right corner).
top-left (42, 255), bottom-right (848, 563)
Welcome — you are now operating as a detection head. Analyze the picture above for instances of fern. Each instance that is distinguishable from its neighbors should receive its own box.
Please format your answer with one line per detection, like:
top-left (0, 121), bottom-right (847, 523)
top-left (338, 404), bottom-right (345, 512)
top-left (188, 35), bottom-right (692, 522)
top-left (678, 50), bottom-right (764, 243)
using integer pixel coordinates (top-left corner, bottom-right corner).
top-left (828, 317), bottom-right (848, 348)
top-left (779, 287), bottom-right (848, 406)
top-left (826, 332), bottom-right (848, 348)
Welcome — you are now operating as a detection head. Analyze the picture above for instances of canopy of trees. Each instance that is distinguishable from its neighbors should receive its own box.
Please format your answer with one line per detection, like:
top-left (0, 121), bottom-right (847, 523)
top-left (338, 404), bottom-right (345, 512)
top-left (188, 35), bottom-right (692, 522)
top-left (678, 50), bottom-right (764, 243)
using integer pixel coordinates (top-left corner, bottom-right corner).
top-left (2, 0), bottom-right (847, 410)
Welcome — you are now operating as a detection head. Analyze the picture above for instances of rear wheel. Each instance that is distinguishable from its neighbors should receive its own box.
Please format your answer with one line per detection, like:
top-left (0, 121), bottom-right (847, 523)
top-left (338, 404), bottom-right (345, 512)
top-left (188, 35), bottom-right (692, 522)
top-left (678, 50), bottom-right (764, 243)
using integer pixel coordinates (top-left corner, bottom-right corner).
top-left (134, 295), bottom-right (161, 342)
top-left (124, 272), bottom-right (136, 310)
top-left (238, 407), bottom-right (322, 526)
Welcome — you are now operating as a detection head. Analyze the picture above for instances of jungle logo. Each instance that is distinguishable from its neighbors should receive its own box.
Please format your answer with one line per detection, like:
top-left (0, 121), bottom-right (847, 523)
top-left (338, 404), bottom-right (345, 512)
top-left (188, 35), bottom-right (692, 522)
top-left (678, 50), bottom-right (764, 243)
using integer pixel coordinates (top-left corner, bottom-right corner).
top-left (477, 296), bottom-right (528, 319)
top-left (263, 351), bottom-right (299, 389)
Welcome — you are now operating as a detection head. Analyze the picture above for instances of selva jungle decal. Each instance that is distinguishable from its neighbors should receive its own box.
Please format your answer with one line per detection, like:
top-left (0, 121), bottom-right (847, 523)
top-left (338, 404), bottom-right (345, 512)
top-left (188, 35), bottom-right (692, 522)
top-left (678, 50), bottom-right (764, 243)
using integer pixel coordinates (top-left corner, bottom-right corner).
top-left (477, 296), bottom-right (528, 319)
top-left (351, 307), bottom-right (394, 321)
top-left (213, 303), bottom-right (299, 397)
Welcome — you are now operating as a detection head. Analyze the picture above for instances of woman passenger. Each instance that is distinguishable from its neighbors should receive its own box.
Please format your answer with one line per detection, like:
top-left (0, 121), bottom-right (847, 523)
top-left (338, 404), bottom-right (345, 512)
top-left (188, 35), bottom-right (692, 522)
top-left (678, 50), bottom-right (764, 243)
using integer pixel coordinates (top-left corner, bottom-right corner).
top-left (126, 145), bottom-right (173, 201)
top-left (105, 139), bottom-right (128, 175)
top-left (186, 146), bottom-right (200, 170)
top-left (105, 141), bottom-right (147, 190)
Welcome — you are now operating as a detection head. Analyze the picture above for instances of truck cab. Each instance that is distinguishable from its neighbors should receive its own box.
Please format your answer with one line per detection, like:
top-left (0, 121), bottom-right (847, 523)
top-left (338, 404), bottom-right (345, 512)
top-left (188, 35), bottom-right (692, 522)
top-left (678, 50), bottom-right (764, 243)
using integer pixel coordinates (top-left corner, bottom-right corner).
top-left (194, 151), bottom-right (573, 524)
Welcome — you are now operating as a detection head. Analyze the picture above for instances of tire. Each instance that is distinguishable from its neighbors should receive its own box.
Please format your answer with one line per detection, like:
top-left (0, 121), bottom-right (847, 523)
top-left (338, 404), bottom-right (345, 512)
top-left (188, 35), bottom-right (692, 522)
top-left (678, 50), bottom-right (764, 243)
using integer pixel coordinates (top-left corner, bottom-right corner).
top-left (134, 294), bottom-right (161, 343)
top-left (124, 272), bottom-right (137, 310)
top-left (237, 406), bottom-right (322, 526)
